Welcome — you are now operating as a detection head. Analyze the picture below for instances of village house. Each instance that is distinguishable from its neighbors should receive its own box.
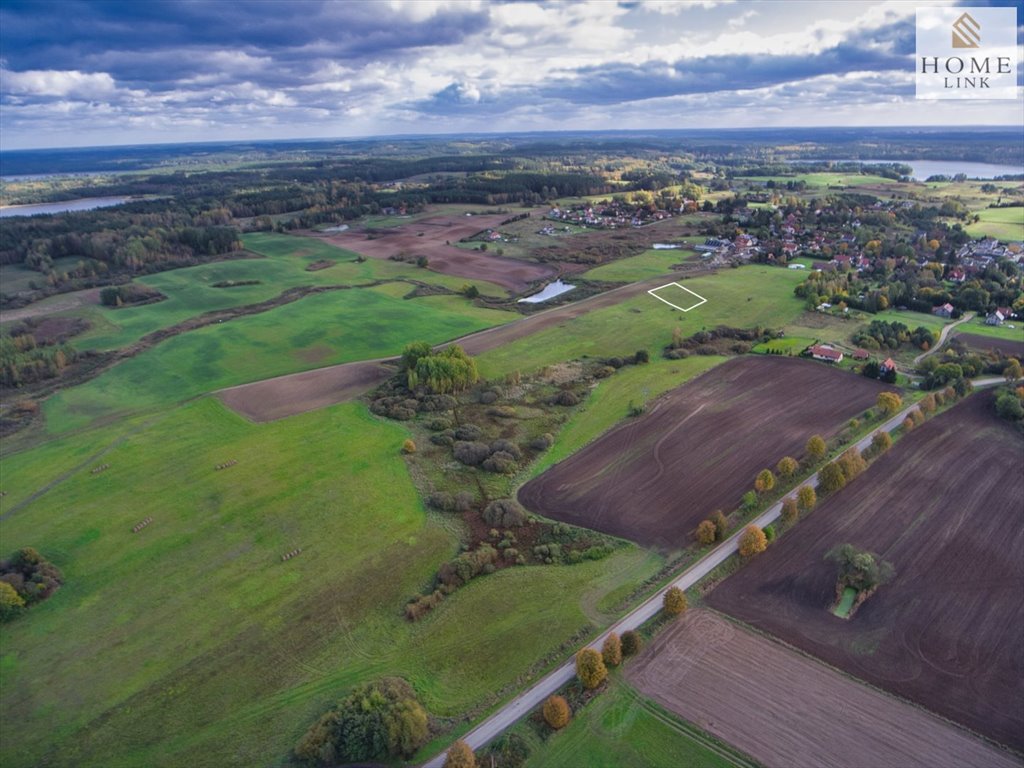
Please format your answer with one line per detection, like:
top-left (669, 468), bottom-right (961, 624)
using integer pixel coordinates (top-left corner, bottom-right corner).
top-left (808, 344), bottom-right (844, 363)
top-left (933, 303), bottom-right (955, 318)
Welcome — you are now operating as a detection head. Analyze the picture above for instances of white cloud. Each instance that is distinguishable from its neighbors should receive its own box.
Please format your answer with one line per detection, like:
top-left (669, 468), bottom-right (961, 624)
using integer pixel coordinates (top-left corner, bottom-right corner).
top-left (1, 68), bottom-right (117, 98)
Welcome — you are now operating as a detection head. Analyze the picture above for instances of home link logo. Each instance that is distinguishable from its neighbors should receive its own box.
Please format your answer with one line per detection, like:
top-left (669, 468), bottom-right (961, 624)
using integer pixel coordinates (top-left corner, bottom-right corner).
top-left (951, 12), bottom-right (980, 49)
top-left (916, 6), bottom-right (1018, 100)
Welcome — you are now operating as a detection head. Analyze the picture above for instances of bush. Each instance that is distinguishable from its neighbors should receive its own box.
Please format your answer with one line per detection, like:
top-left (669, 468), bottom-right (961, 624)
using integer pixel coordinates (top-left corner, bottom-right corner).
top-left (427, 492), bottom-right (455, 511)
top-left (695, 520), bottom-right (717, 546)
top-left (0, 581), bottom-right (25, 622)
top-left (663, 586), bottom-right (687, 616)
top-left (797, 485), bottom-right (817, 513)
top-left (453, 441), bottom-right (491, 466)
top-left (817, 462), bottom-right (846, 494)
top-left (553, 390), bottom-right (580, 406)
top-left (575, 648), bottom-right (608, 689)
top-left (741, 490), bottom-right (757, 510)
top-left (454, 491), bottom-right (475, 512)
top-left (902, 416), bottom-right (915, 431)
top-left (401, 439), bottom-right (416, 455)
top-left (530, 433), bottom-right (554, 451)
top-left (479, 390), bottom-right (499, 405)
top-left (489, 405), bottom-right (517, 419)
top-left (776, 456), bottom-right (798, 478)
top-left (489, 439), bottom-right (522, 459)
top-left (754, 469), bottom-right (776, 494)
top-left (444, 740), bottom-right (477, 768)
top-left (738, 525), bottom-right (768, 557)
top-left (482, 451), bottom-right (517, 474)
top-left (634, 349), bottom-right (650, 364)
top-left (781, 498), bottom-right (799, 525)
top-left (836, 448), bottom-right (867, 482)
top-left (454, 424), bottom-right (484, 441)
top-left (805, 435), bottom-right (827, 462)
top-left (542, 695), bottom-right (571, 730)
top-left (426, 418), bottom-right (453, 431)
top-left (602, 633), bottom-right (623, 667)
top-left (483, 499), bottom-right (527, 528)
top-left (0, 547), bottom-right (63, 610)
top-left (876, 391), bottom-right (903, 415)
top-left (871, 430), bottom-right (892, 454)
top-left (763, 524), bottom-right (776, 542)
top-left (621, 630), bottom-right (643, 656)
top-left (711, 510), bottom-right (728, 541)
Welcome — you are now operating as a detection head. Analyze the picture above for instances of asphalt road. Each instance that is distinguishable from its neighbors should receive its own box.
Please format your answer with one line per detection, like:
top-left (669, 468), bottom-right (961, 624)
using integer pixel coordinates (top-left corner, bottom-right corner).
top-left (422, 377), bottom-right (1010, 767)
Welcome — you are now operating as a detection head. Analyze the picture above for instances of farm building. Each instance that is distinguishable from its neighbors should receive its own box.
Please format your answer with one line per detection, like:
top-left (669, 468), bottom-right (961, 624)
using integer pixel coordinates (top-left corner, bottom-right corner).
top-left (986, 311), bottom-right (1006, 326)
top-left (853, 349), bottom-right (870, 360)
top-left (808, 345), bottom-right (844, 363)
top-left (880, 358), bottom-right (897, 374)
top-left (933, 303), bottom-right (955, 318)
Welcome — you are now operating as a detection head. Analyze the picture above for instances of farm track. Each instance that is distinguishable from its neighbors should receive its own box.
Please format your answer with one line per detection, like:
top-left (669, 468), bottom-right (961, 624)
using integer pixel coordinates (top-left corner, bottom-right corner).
top-left (627, 609), bottom-right (1022, 768)
top-left (216, 268), bottom-right (716, 422)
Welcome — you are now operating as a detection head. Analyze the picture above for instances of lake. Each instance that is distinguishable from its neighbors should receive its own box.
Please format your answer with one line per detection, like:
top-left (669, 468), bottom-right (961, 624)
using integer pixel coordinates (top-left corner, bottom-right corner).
top-left (0, 196), bottom-right (132, 218)
top-left (806, 159), bottom-right (1023, 180)
top-left (518, 279), bottom-right (576, 304)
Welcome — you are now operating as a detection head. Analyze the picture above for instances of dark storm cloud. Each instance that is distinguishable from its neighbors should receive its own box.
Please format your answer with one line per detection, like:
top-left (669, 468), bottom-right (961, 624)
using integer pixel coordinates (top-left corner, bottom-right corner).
top-left (0, 0), bottom-right (489, 86)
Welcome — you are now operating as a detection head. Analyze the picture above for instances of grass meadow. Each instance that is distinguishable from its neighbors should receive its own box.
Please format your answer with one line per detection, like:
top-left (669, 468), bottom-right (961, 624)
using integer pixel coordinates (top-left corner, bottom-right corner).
top-left (964, 206), bottom-right (1024, 243)
top-left (580, 248), bottom-right (700, 282)
top-left (476, 265), bottom-right (808, 380)
top-left (0, 397), bottom-right (663, 768)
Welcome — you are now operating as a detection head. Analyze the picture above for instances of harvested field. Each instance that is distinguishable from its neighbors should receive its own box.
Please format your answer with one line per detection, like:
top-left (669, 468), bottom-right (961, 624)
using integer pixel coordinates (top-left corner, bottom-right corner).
top-left (216, 272), bottom-right (708, 422)
top-left (518, 356), bottom-right (890, 550)
top-left (955, 332), bottom-right (1024, 358)
top-left (708, 392), bottom-right (1024, 750)
top-left (627, 609), bottom-right (1020, 768)
top-left (311, 213), bottom-right (559, 294)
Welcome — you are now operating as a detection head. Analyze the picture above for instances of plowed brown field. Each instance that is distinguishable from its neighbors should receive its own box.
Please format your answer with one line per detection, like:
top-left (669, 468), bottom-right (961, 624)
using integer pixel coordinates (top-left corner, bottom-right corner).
top-left (708, 391), bottom-right (1024, 751)
top-left (310, 213), bottom-right (560, 293)
top-left (956, 332), bottom-right (1024, 358)
top-left (628, 609), bottom-right (1021, 768)
top-left (518, 356), bottom-right (891, 549)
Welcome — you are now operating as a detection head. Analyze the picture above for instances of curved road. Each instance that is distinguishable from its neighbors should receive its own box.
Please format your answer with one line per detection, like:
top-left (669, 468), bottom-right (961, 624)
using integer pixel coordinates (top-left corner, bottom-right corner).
top-left (913, 312), bottom-right (974, 365)
top-left (422, 377), bottom-right (1010, 768)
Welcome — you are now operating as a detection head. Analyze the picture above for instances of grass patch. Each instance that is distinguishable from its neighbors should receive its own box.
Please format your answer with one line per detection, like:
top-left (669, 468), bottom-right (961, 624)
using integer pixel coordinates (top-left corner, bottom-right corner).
top-left (752, 336), bottom-right (814, 354)
top-left (955, 318), bottom-right (1024, 342)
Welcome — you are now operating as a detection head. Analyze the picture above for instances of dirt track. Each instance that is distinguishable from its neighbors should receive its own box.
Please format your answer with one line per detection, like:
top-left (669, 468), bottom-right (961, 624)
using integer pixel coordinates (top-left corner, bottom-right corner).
top-left (627, 609), bottom-right (1021, 768)
top-left (518, 356), bottom-right (890, 550)
top-left (216, 271), bottom-right (708, 422)
top-left (310, 213), bottom-right (560, 293)
top-left (708, 392), bottom-right (1024, 750)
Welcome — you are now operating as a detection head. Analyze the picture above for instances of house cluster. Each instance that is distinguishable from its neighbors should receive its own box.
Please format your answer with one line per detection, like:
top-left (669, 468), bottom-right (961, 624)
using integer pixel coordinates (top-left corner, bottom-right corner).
top-left (985, 306), bottom-right (1017, 326)
top-left (954, 238), bottom-right (1024, 275)
top-left (694, 233), bottom-right (761, 265)
top-left (546, 199), bottom-right (688, 229)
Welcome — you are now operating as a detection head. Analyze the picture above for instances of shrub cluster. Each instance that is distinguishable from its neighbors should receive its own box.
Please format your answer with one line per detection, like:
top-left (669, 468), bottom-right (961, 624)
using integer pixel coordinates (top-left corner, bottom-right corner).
top-left (0, 547), bottom-right (63, 620)
top-left (665, 325), bottom-right (774, 358)
top-left (294, 677), bottom-right (428, 765)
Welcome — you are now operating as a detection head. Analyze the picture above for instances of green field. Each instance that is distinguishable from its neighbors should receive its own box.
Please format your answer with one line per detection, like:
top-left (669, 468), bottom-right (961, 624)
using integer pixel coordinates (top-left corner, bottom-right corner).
top-left (580, 248), bottom-right (698, 282)
top-left (476, 265), bottom-right (808, 380)
top-left (43, 283), bottom-right (513, 434)
top-left (955, 317), bottom-right (1024, 342)
top-left (832, 587), bottom-right (857, 618)
top-left (964, 206), bottom-right (1024, 243)
top-left (737, 172), bottom-right (899, 189)
top-left (516, 678), bottom-right (748, 768)
top-left (0, 397), bottom-right (663, 768)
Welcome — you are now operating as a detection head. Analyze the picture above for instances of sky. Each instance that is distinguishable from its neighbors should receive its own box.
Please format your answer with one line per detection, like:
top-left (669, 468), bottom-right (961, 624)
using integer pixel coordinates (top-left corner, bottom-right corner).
top-left (0, 0), bottom-right (1021, 150)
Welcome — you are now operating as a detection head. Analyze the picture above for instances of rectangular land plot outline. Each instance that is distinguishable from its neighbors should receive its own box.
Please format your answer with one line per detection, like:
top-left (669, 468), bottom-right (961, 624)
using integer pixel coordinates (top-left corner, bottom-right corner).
top-left (648, 282), bottom-right (708, 312)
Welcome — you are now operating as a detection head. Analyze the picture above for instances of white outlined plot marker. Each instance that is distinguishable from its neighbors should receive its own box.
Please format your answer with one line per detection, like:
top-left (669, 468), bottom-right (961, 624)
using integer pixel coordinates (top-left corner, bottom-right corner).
top-left (648, 282), bottom-right (707, 312)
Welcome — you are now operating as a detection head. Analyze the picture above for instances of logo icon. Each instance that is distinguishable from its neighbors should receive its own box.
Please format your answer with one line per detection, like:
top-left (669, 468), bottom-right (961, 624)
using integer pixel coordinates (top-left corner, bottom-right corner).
top-left (951, 12), bottom-right (980, 48)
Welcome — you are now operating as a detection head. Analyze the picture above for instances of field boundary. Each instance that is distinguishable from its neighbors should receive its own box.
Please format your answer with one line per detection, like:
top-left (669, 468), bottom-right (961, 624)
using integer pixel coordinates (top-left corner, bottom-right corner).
top-left (647, 282), bottom-right (707, 312)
